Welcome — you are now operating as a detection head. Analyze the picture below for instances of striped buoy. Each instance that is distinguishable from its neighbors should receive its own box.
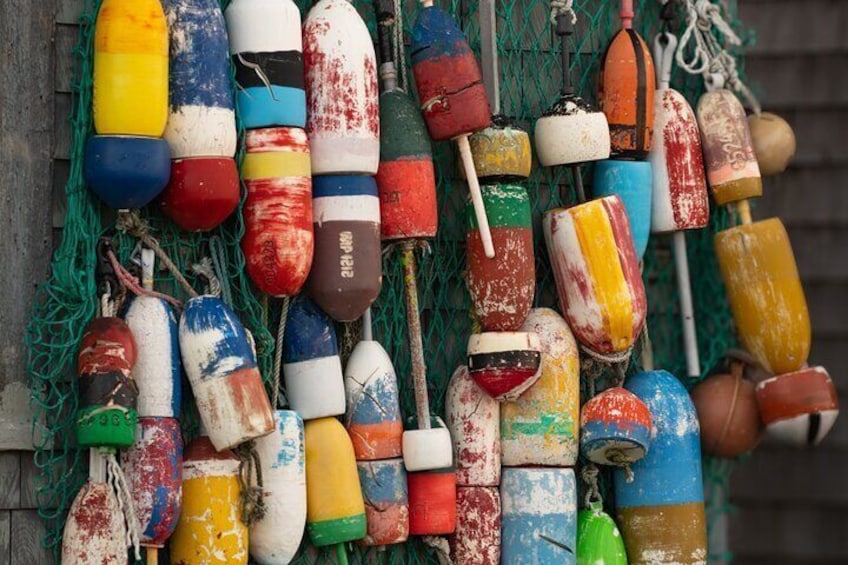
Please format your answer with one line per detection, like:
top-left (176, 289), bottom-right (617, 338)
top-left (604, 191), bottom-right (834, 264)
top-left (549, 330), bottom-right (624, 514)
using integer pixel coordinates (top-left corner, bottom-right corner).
top-left (450, 486), bottom-right (501, 565)
top-left (544, 196), bottom-right (647, 356)
top-left (303, 0), bottom-right (379, 175)
top-left (501, 467), bottom-right (577, 564)
top-left (179, 296), bottom-right (274, 450)
top-left (307, 175), bottom-right (382, 322)
top-left (501, 308), bottom-right (580, 467)
top-left (170, 436), bottom-right (248, 564)
top-left (446, 365), bottom-right (500, 487)
top-left (614, 370), bottom-right (707, 565)
top-left (466, 184), bottom-right (535, 332)
top-left (241, 127), bottom-right (314, 297)
top-left (580, 386), bottom-right (652, 466)
top-left (592, 159), bottom-right (653, 262)
top-left (467, 332), bottom-right (542, 401)
top-left (250, 410), bottom-right (306, 565)
top-left (576, 503), bottom-right (627, 565)
top-left (282, 296), bottom-right (346, 420)
top-left (357, 458), bottom-right (409, 546)
top-left (224, 0), bottom-right (306, 129)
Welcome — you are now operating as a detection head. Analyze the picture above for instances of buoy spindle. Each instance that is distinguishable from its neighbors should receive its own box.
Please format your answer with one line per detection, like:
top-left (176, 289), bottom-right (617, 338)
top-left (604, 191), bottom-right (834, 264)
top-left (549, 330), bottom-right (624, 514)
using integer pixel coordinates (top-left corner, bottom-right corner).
top-left (401, 242), bottom-right (430, 429)
top-left (620, 0), bottom-right (634, 29)
top-left (557, 15), bottom-right (587, 204)
top-left (673, 231), bottom-right (700, 377)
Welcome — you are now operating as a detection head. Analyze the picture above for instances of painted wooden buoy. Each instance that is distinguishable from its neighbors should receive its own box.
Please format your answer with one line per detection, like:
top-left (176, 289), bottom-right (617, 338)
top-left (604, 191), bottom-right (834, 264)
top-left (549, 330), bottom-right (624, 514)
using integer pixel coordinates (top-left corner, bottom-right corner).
top-left (467, 331), bottom-right (542, 401)
top-left (599, 0), bottom-right (655, 158)
top-left (307, 175), bottom-right (382, 322)
top-left (76, 317), bottom-right (138, 448)
top-left (576, 502), bottom-right (627, 565)
top-left (170, 436), bottom-right (248, 565)
top-left (696, 80), bottom-right (762, 205)
top-left (357, 458), bottom-right (409, 546)
top-left (241, 127), bottom-right (314, 297)
top-left (85, 135), bottom-right (171, 210)
top-left (303, 0), bottom-right (379, 175)
top-left (62, 452), bottom-right (127, 565)
top-left (179, 296), bottom-right (274, 450)
top-left (403, 415), bottom-right (454, 472)
top-left (756, 366), bottom-right (839, 447)
top-left (580, 386), bottom-right (653, 466)
top-left (250, 410), bottom-right (306, 565)
top-left (714, 218), bottom-right (810, 375)
top-left (748, 112), bottom-right (796, 176)
top-left (305, 417), bottom-right (367, 546)
top-left (450, 486), bottom-right (501, 565)
top-left (690, 367), bottom-right (762, 458)
top-left (408, 466), bottom-right (458, 535)
top-left (282, 295), bottom-right (346, 420)
top-left (122, 417), bottom-right (183, 549)
top-left (501, 467), bottom-right (577, 564)
top-left (93, 0), bottom-right (168, 136)
top-left (592, 159), bottom-right (652, 261)
top-left (467, 184), bottom-right (535, 332)
top-left (544, 195), bottom-right (647, 356)
top-left (501, 308), bottom-right (580, 467)
top-left (123, 295), bottom-right (180, 418)
top-left (224, 0), bottom-right (306, 129)
top-left (159, 156), bottom-right (239, 231)
top-left (446, 365), bottom-right (500, 487)
top-left (614, 370), bottom-right (707, 565)
top-left (344, 340), bottom-right (403, 460)
top-left (468, 117), bottom-right (532, 180)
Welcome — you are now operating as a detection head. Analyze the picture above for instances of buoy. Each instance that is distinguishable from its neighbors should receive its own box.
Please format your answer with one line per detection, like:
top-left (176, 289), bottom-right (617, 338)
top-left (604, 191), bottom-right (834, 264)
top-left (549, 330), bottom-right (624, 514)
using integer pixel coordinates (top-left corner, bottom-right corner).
top-left (403, 416), bottom-right (453, 472)
top-left (250, 410), bottom-right (306, 565)
top-left (467, 331), bottom-right (542, 401)
top-left (466, 184), bottom-right (535, 332)
top-left (756, 366), bottom-right (839, 447)
top-left (501, 467), bottom-right (577, 564)
top-left (469, 117), bottom-right (532, 180)
top-left (344, 335), bottom-right (403, 460)
top-left (170, 436), bottom-right (248, 565)
top-left (446, 365), bottom-right (500, 487)
top-left (544, 195), bottom-right (647, 356)
top-left (241, 127), bottom-right (314, 297)
top-left (580, 386), bottom-right (652, 466)
top-left (748, 112), bottom-right (796, 176)
top-left (501, 308), bottom-right (580, 467)
top-left (76, 317), bottom-right (138, 448)
top-left (696, 77), bottom-right (762, 205)
top-left (408, 466), bottom-right (457, 535)
top-left (62, 451), bottom-right (127, 565)
top-left (614, 370), bottom-right (707, 565)
top-left (307, 175), bottom-right (382, 322)
top-left (282, 295), bottom-right (346, 420)
top-left (224, 0), bottom-right (306, 129)
top-left (690, 364), bottom-right (762, 458)
top-left (84, 135), bottom-right (171, 210)
top-left (303, 0), bottom-right (379, 175)
top-left (179, 296), bottom-right (274, 450)
top-left (159, 157), bottom-right (239, 232)
top-left (305, 417), bottom-right (367, 546)
top-left (450, 486), bottom-right (501, 565)
top-left (411, 2), bottom-right (494, 258)
top-left (122, 417), bottom-right (182, 550)
top-left (576, 502), bottom-right (627, 565)
top-left (599, 0), bottom-right (656, 158)
top-left (357, 458), bottom-right (409, 546)
top-left (714, 218), bottom-right (810, 375)
top-left (592, 159), bottom-right (652, 262)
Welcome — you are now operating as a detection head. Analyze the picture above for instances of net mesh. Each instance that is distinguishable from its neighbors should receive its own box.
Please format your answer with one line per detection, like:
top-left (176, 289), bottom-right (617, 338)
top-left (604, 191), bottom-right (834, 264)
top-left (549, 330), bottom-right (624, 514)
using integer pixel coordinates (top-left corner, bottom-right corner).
top-left (26, 0), bottom-right (752, 562)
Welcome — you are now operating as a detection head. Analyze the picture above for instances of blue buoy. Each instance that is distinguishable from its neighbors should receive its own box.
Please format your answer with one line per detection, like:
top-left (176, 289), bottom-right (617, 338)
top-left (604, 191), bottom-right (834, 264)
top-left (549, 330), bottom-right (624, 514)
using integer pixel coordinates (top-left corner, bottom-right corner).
top-left (84, 135), bottom-right (171, 209)
top-left (592, 159), bottom-right (652, 261)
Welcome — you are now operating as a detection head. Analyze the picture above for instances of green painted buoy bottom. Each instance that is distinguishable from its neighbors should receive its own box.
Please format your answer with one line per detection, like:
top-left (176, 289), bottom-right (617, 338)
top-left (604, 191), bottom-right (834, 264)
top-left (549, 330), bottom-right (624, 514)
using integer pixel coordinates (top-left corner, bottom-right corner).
top-left (577, 507), bottom-right (628, 565)
top-left (308, 513), bottom-right (367, 547)
top-left (76, 407), bottom-right (137, 448)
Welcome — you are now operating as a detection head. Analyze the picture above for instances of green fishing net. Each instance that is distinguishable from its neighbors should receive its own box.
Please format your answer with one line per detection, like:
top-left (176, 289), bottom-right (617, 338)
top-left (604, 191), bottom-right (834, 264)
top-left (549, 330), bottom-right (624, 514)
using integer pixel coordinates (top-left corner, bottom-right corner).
top-left (26, 0), bottom-right (751, 562)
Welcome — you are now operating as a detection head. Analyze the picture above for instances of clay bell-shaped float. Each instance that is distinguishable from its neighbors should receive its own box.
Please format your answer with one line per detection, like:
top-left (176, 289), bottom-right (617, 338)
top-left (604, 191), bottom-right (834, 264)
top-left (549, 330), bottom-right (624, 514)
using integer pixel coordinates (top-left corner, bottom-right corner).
top-left (756, 366), bottom-right (839, 447)
top-left (501, 308), bottom-right (580, 467)
top-left (303, 0), bottom-right (379, 175)
top-left (283, 295), bottom-right (346, 420)
top-left (241, 127), bottom-right (314, 297)
top-left (446, 365), bottom-right (500, 486)
top-left (357, 458), bottom-right (409, 546)
top-left (179, 296), bottom-right (274, 450)
top-left (544, 195), bottom-right (647, 356)
top-left (748, 112), bottom-right (796, 176)
top-left (580, 386), bottom-right (653, 466)
top-left (615, 370), bottom-right (707, 565)
top-left (467, 331), bottom-right (542, 401)
top-left (450, 486), bottom-right (502, 565)
top-left (592, 159), bottom-right (653, 262)
top-left (714, 218), bottom-right (810, 375)
top-left (576, 502), bottom-right (628, 565)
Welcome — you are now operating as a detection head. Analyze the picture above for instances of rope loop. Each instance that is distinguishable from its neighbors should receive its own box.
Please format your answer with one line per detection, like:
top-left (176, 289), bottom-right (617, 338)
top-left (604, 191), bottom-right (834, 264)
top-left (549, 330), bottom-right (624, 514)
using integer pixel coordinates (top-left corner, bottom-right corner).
top-left (550, 0), bottom-right (576, 25)
top-left (234, 441), bottom-right (266, 526)
top-left (581, 462), bottom-right (604, 507)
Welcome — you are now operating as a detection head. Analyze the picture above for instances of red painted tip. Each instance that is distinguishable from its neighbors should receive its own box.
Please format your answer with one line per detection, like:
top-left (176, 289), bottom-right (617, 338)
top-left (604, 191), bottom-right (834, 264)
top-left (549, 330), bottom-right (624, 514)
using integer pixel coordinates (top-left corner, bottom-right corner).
top-left (756, 367), bottom-right (839, 424)
top-left (159, 158), bottom-right (240, 232)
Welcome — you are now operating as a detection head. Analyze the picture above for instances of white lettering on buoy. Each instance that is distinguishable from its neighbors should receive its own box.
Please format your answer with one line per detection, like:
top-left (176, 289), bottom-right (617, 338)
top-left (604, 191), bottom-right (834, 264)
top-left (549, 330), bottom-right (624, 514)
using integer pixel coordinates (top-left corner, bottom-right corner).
top-left (340, 230), bottom-right (355, 278)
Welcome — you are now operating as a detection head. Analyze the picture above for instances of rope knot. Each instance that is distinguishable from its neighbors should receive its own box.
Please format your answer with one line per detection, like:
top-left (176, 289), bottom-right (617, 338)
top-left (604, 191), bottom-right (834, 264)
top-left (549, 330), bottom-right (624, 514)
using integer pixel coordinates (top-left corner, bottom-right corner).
top-left (550, 0), bottom-right (576, 25)
top-left (235, 441), bottom-right (267, 525)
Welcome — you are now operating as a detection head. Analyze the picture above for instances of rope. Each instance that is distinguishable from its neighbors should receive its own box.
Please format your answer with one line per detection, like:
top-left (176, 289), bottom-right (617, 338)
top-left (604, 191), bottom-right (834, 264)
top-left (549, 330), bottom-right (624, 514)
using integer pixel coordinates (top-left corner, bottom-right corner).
top-left (105, 449), bottom-right (141, 561)
top-left (272, 297), bottom-right (290, 409)
top-left (581, 462), bottom-right (603, 507)
top-left (607, 450), bottom-right (636, 482)
top-left (393, 0), bottom-right (407, 91)
top-left (116, 210), bottom-right (199, 299)
top-left (234, 441), bottom-right (266, 526)
top-left (579, 343), bottom-right (633, 366)
top-left (423, 536), bottom-right (453, 565)
top-left (106, 250), bottom-right (182, 309)
top-left (550, 0), bottom-right (576, 24)
top-left (209, 236), bottom-right (233, 307)
top-left (189, 258), bottom-right (222, 298)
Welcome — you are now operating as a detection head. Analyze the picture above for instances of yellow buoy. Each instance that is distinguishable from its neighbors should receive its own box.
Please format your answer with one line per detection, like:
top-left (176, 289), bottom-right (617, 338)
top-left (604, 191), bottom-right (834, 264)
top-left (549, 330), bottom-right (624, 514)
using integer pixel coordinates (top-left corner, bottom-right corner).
top-left (715, 218), bottom-right (810, 375)
top-left (93, 0), bottom-right (168, 136)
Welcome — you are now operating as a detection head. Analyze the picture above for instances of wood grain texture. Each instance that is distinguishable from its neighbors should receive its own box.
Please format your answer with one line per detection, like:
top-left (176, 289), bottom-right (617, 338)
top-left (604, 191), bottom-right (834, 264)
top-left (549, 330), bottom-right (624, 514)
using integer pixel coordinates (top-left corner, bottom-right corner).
top-left (0, 455), bottom-right (20, 510)
top-left (739, 0), bottom-right (848, 56)
top-left (18, 453), bottom-right (39, 510)
top-left (0, 511), bottom-right (9, 565)
top-left (756, 167), bottom-right (848, 227)
top-left (11, 510), bottom-right (50, 565)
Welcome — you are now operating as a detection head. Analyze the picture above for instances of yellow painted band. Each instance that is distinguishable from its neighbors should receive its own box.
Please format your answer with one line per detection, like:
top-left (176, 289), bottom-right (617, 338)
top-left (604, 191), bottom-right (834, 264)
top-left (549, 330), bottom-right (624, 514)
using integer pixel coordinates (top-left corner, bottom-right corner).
top-left (94, 53), bottom-right (168, 136)
top-left (572, 203), bottom-right (634, 351)
top-left (95, 0), bottom-right (168, 55)
top-left (242, 151), bottom-right (312, 180)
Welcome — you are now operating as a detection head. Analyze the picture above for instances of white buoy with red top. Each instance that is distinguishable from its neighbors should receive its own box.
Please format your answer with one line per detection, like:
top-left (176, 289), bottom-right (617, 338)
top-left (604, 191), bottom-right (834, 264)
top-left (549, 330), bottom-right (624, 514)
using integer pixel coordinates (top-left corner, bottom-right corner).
top-left (446, 365), bottom-right (500, 486)
top-left (303, 0), bottom-right (379, 175)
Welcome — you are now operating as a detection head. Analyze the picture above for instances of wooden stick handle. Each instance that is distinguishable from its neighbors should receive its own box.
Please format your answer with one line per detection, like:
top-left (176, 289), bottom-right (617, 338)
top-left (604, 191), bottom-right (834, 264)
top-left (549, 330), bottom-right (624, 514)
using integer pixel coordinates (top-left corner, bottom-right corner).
top-left (457, 135), bottom-right (495, 258)
top-left (401, 242), bottom-right (431, 429)
top-left (737, 199), bottom-right (752, 225)
top-left (147, 548), bottom-right (158, 565)
top-left (673, 231), bottom-right (701, 378)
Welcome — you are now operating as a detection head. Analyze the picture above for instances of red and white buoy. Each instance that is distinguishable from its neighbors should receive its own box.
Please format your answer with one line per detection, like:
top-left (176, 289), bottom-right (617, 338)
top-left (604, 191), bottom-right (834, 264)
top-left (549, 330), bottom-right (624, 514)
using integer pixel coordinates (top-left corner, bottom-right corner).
top-left (446, 365), bottom-right (500, 487)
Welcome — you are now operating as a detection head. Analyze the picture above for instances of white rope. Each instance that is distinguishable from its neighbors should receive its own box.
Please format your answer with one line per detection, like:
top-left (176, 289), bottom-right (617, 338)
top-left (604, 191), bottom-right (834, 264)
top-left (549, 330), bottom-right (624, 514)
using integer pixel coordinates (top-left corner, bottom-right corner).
top-left (550, 0), bottom-right (576, 24)
top-left (106, 450), bottom-right (141, 560)
top-left (190, 258), bottom-right (222, 299)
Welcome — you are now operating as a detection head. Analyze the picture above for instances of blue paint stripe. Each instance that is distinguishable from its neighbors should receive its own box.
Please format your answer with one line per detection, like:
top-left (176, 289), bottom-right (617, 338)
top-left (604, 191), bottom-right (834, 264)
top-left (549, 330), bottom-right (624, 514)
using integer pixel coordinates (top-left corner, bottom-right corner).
top-left (358, 462), bottom-right (408, 503)
top-left (580, 420), bottom-right (652, 450)
top-left (312, 175), bottom-right (379, 198)
top-left (283, 296), bottom-right (339, 362)
top-left (411, 6), bottom-right (473, 63)
top-left (593, 159), bottom-right (652, 261)
top-left (236, 86), bottom-right (306, 130)
top-left (349, 374), bottom-right (402, 425)
top-left (182, 296), bottom-right (256, 376)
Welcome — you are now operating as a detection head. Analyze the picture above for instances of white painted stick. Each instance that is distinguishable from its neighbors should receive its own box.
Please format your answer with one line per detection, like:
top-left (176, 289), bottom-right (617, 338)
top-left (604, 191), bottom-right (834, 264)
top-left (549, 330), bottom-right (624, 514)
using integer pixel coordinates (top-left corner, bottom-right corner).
top-left (141, 248), bottom-right (155, 291)
top-left (457, 134), bottom-right (495, 258)
top-left (673, 231), bottom-right (700, 377)
top-left (90, 448), bottom-right (106, 483)
top-left (362, 307), bottom-right (373, 342)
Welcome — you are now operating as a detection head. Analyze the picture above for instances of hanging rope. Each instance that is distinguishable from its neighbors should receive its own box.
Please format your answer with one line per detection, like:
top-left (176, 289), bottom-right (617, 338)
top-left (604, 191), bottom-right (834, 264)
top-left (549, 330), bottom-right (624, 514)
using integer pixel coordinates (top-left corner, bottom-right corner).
top-left (392, 0), bottom-right (407, 91)
top-left (106, 249), bottom-right (182, 309)
top-left (581, 462), bottom-right (603, 507)
top-left (234, 441), bottom-right (266, 526)
top-left (271, 297), bottom-right (290, 409)
top-left (190, 258), bottom-right (222, 298)
top-left (550, 0), bottom-right (576, 24)
top-left (105, 449), bottom-right (141, 561)
top-left (209, 236), bottom-right (233, 307)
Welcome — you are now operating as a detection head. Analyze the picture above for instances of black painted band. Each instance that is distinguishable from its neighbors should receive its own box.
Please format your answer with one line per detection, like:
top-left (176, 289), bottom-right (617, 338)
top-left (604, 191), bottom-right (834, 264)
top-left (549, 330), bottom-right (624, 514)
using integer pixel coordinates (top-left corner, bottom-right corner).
top-left (79, 371), bottom-right (138, 410)
top-left (233, 51), bottom-right (305, 90)
top-left (468, 350), bottom-right (541, 371)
